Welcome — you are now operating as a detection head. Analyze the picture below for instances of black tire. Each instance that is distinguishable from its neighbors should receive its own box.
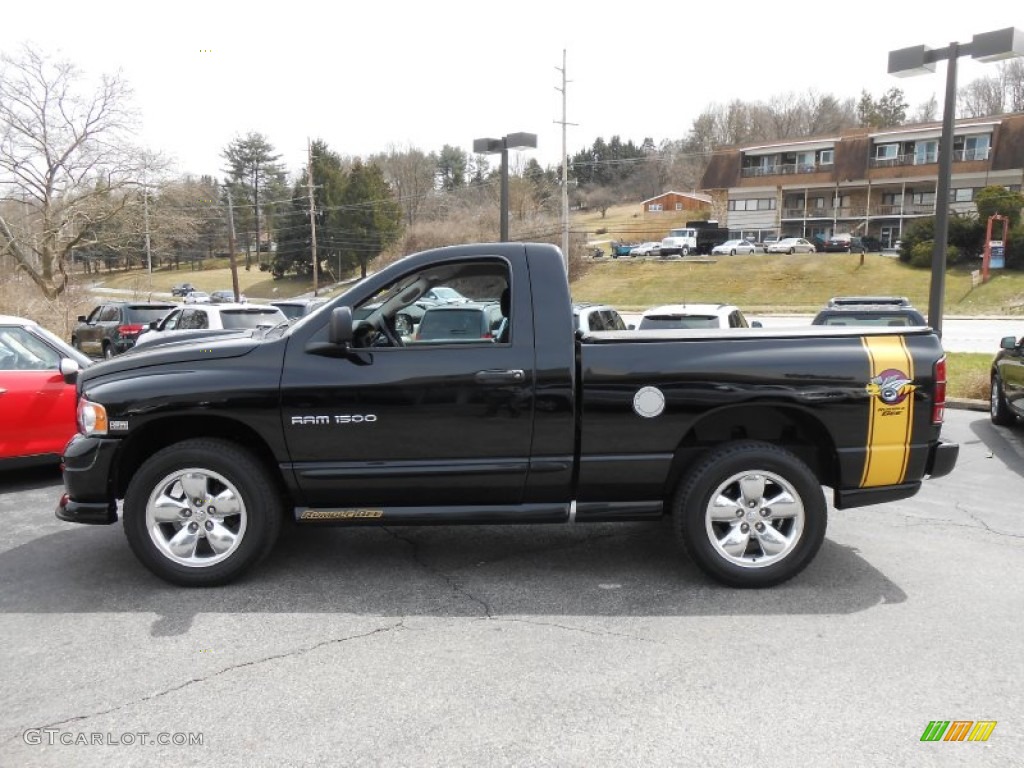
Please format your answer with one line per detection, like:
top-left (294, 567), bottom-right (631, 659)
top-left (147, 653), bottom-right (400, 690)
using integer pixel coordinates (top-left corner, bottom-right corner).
top-left (788, 248), bottom-right (795, 255)
top-left (991, 374), bottom-right (1017, 426)
top-left (681, 246), bottom-right (690, 257)
top-left (102, 342), bottom-right (115, 359)
top-left (71, 336), bottom-right (80, 350)
top-left (671, 441), bottom-right (826, 588)
top-left (123, 439), bottom-right (283, 586)
top-left (730, 249), bottom-right (736, 256)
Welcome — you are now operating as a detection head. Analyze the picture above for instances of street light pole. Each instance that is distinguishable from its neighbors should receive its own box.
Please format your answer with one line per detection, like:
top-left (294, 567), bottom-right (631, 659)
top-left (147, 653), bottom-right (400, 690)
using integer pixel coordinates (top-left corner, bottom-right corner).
top-left (473, 133), bottom-right (537, 243)
top-left (889, 27), bottom-right (1024, 337)
top-left (500, 144), bottom-right (510, 242)
top-left (930, 44), bottom-right (958, 338)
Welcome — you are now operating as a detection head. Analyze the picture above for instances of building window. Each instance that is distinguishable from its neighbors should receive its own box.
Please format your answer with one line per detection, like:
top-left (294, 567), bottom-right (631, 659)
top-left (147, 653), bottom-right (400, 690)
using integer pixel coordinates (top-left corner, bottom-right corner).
top-left (914, 141), bottom-right (938, 165)
top-left (955, 133), bottom-right (991, 161)
top-left (881, 192), bottom-right (902, 205)
top-left (649, 204), bottom-right (663, 212)
top-left (675, 202), bottom-right (683, 211)
top-left (758, 198), bottom-right (775, 210)
top-left (875, 144), bottom-right (898, 159)
top-left (818, 149), bottom-right (834, 165)
top-left (911, 191), bottom-right (935, 206)
top-left (950, 188), bottom-right (975, 202)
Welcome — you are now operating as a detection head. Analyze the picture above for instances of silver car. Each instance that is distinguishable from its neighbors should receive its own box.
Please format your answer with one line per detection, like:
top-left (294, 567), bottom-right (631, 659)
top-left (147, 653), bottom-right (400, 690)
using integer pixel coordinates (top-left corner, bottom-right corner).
top-left (766, 237), bottom-right (817, 254)
top-left (711, 239), bottom-right (758, 256)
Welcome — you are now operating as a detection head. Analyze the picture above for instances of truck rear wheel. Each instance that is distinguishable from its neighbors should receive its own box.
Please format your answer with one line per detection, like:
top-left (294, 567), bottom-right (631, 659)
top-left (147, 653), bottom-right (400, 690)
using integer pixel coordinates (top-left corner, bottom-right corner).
top-left (123, 439), bottom-right (282, 586)
top-left (671, 441), bottom-right (826, 588)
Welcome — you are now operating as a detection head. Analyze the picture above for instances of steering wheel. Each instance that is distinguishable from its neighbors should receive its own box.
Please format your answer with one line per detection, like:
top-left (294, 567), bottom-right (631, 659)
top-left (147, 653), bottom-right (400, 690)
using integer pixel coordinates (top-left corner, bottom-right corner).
top-left (354, 317), bottom-right (403, 348)
top-left (375, 316), bottom-right (404, 347)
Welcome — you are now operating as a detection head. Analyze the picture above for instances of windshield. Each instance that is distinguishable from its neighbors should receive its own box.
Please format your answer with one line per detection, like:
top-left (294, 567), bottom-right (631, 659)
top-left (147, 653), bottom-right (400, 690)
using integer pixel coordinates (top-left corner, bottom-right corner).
top-left (220, 310), bottom-right (285, 329)
top-left (125, 306), bottom-right (174, 324)
top-left (639, 315), bottom-right (719, 330)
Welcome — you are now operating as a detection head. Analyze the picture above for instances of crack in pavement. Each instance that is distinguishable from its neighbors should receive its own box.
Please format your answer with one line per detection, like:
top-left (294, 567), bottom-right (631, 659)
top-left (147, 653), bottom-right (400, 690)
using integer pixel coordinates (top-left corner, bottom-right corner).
top-left (5, 621), bottom-right (404, 740)
top-left (382, 527), bottom-right (494, 617)
top-left (493, 617), bottom-right (667, 646)
top-left (956, 502), bottom-right (1024, 539)
top-left (896, 508), bottom-right (1024, 540)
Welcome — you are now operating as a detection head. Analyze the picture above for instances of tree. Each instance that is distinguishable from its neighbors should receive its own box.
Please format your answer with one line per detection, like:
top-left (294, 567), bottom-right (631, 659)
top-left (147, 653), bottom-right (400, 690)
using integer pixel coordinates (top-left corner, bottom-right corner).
top-left (912, 95), bottom-right (938, 123)
top-left (337, 160), bottom-right (402, 278)
top-left (221, 132), bottom-right (285, 268)
top-left (275, 140), bottom-right (348, 279)
top-left (975, 185), bottom-right (1024, 229)
top-left (436, 145), bottom-right (467, 192)
top-left (857, 87), bottom-right (908, 128)
top-left (0, 44), bottom-right (142, 299)
top-left (370, 145), bottom-right (438, 227)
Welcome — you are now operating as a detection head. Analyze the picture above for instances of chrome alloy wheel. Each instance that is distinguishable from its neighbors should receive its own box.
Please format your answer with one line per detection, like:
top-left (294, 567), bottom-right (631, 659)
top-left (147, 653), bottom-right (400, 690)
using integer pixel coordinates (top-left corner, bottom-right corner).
top-left (704, 470), bottom-right (805, 568)
top-left (144, 468), bottom-right (248, 568)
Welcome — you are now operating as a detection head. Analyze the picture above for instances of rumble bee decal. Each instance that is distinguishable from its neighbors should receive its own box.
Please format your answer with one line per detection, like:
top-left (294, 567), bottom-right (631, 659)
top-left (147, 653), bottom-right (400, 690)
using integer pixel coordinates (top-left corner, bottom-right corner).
top-left (860, 336), bottom-right (915, 488)
top-left (866, 369), bottom-right (916, 405)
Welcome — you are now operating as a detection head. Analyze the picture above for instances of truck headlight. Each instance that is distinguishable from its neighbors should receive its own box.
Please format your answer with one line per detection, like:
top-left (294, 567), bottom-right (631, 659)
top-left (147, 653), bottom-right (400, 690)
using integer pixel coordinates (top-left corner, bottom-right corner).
top-left (77, 399), bottom-right (109, 436)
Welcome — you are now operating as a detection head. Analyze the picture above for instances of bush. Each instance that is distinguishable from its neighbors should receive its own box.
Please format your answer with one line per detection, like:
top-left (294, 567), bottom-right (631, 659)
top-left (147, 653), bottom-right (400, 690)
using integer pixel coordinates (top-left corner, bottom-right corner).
top-left (910, 240), bottom-right (958, 269)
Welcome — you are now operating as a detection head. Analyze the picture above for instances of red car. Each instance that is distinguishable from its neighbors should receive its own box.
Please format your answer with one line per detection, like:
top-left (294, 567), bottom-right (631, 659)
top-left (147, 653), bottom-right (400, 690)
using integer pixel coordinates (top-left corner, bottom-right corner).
top-left (0, 315), bottom-right (91, 469)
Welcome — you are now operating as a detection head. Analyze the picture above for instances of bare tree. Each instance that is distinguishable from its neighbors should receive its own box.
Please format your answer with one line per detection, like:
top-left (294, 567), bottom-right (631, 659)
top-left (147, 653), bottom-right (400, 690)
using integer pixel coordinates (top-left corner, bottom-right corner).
top-left (1004, 59), bottom-right (1024, 113)
top-left (912, 95), bottom-right (938, 123)
top-left (958, 76), bottom-right (1004, 117)
top-left (371, 144), bottom-right (438, 227)
top-left (0, 44), bottom-right (143, 299)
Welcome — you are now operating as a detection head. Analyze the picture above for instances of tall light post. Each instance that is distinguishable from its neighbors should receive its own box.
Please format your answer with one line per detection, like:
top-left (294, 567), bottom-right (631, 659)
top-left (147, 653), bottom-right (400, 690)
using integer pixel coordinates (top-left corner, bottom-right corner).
top-left (473, 132), bottom-right (538, 242)
top-left (888, 27), bottom-right (1024, 336)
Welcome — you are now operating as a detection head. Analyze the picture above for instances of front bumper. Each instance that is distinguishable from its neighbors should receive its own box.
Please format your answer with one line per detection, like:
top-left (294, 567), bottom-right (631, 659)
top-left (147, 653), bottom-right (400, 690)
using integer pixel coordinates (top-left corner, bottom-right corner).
top-left (55, 434), bottom-right (121, 525)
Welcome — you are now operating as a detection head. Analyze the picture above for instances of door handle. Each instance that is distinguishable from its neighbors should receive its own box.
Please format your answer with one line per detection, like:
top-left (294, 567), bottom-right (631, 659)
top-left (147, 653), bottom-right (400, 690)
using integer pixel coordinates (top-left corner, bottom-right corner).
top-left (475, 369), bottom-right (525, 384)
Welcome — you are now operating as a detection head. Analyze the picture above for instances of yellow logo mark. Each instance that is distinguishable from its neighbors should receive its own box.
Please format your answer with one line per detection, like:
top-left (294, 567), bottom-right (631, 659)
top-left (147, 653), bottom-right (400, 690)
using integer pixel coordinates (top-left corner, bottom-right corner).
top-left (300, 509), bottom-right (383, 520)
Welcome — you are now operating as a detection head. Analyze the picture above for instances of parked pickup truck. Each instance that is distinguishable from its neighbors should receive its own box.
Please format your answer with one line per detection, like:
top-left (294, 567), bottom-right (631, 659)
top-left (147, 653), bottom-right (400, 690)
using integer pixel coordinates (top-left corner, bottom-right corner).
top-left (56, 243), bottom-right (958, 588)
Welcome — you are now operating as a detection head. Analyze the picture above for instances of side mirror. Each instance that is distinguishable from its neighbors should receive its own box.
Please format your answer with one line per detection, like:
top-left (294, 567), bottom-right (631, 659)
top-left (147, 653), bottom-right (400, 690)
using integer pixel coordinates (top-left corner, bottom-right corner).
top-left (1000, 335), bottom-right (1018, 350)
top-left (751, 320), bottom-right (763, 328)
top-left (329, 306), bottom-right (354, 346)
top-left (77, 315), bottom-right (86, 323)
top-left (627, 324), bottom-right (636, 331)
top-left (148, 320), bottom-right (159, 330)
top-left (59, 358), bottom-right (80, 385)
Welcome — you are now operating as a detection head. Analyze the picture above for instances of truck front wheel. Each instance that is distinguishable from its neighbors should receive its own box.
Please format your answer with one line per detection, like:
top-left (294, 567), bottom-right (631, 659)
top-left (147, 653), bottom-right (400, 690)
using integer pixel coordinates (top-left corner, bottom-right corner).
top-left (680, 246), bottom-right (690, 257)
top-left (671, 441), bottom-right (826, 588)
top-left (123, 439), bottom-right (282, 586)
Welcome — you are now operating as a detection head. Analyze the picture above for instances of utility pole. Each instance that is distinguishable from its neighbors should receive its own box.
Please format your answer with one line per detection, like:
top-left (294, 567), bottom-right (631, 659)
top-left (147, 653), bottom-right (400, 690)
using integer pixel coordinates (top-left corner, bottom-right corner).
top-left (554, 49), bottom-right (576, 272)
top-left (307, 139), bottom-right (319, 297)
top-left (142, 174), bottom-right (152, 292)
top-left (226, 188), bottom-right (240, 301)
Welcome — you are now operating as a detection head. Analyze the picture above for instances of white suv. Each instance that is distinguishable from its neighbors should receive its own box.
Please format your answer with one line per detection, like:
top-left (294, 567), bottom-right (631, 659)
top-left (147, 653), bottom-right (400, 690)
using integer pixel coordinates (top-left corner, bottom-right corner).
top-left (637, 303), bottom-right (759, 330)
top-left (134, 303), bottom-right (287, 349)
top-left (572, 303), bottom-right (629, 333)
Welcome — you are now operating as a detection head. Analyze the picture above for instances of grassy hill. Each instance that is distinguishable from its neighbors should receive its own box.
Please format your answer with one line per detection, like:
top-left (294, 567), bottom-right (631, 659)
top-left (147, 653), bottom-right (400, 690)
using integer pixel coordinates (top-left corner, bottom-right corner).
top-left (570, 253), bottom-right (1024, 315)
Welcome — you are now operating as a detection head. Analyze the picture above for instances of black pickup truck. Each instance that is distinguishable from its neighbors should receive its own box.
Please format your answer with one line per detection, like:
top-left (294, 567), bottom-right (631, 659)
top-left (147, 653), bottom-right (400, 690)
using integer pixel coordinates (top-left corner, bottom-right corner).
top-left (56, 243), bottom-right (958, 588)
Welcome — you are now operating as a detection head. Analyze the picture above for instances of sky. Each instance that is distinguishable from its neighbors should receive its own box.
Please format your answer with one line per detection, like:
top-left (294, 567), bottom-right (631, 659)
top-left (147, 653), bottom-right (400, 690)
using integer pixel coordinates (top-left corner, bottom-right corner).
top-left (3, 1), bottom-right (1021, 182)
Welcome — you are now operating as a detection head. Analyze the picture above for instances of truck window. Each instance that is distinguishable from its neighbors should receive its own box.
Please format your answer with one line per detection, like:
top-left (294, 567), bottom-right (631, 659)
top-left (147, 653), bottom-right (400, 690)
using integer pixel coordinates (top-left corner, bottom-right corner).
top-left (352, 258), bottom-right (511, 347)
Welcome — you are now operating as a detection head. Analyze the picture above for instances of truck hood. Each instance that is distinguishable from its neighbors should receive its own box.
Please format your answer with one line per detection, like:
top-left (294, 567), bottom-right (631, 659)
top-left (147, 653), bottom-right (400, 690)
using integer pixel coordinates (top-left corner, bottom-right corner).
top-left (79, 335), bottom-right (263, 385)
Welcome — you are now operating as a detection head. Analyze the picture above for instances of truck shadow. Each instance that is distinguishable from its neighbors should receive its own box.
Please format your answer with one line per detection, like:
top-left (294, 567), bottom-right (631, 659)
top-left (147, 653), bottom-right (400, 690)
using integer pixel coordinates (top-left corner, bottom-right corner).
top-left (0, 521), bottom-right (905, 636)
top-left (969, 419), bottom-right (1024, 480)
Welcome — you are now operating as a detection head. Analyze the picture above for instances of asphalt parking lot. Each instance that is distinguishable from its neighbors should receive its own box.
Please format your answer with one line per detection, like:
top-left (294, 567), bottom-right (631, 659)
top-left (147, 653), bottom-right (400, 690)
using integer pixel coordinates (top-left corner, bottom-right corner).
top-left (1, 407), bottom-right (1022, 767)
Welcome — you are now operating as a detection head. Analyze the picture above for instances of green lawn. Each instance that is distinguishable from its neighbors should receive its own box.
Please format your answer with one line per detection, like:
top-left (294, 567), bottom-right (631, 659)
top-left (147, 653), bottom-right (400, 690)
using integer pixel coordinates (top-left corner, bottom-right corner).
top-left (572, 253), bottom-right (1024, 315)
top-left (946, 352), bottom-right (993, 401)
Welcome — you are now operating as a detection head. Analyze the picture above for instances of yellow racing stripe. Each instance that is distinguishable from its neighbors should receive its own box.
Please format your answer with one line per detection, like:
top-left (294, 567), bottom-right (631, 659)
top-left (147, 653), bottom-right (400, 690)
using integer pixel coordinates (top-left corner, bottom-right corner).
top-left (860, 335), bottom-right (915, 487)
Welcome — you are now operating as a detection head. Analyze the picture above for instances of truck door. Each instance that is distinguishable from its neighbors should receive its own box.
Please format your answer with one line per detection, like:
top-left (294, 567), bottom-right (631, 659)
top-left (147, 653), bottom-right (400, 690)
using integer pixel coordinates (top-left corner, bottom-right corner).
top-left (280, 256), bottom-right (537, 508)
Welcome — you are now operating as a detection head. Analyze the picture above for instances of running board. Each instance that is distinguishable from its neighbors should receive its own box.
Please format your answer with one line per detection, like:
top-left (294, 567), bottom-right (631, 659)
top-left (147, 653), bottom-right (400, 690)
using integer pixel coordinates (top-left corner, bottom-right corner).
top-left (293, 500), bottom-right (664, 525)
